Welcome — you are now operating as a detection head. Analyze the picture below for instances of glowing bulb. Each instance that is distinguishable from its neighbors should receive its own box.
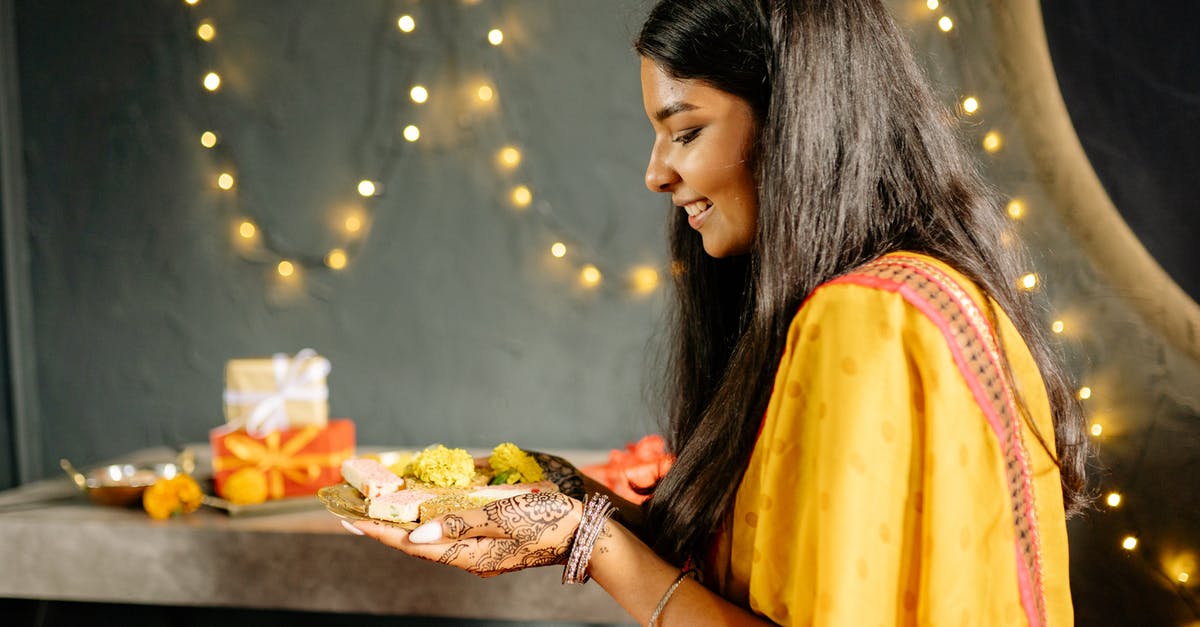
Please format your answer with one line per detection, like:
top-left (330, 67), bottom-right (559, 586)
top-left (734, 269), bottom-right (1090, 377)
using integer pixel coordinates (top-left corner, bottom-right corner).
top-left (498, 146), bottom-right (521, 168)
top-left (550, 242), bottom-right (567, 258)
top-left (357, 180), bottom-right (377, 197)
top-left (580, 264), bottom-right (602, 288)
top-left (203, 72), bottom-right (221, 91)
top-left (238, 221), bottom-right (256, 239)
top-left (1006, 199), bottom-right (1025, 219)
top-left (200, 131), bottom-right (218, 148)
top-left (487, 29), bottom-right (504, 45)
top-left (1106, 492), bottom-right (1122, 508)
top-left (344, 215), bottom-right (363, 234)
top-left (1122, 536), bottom-right (1138, 551)
top-left (217, 172), bottom-right (235, 190)
top-left (938, 16), bottom-right (954, 32)
top-left (630, 266), bottom-right (660, 295)
top-left (926, 0), bottom-right (939, 9)
top-left (403, 125), bottom-right (420, 142)
top-left (1180, 572), bottom-right (1191, 584)
top-left (1019, 273), bottom-right (1038, 290)
top-left (511, 185), bottom-right (532, 208)
top-left (1090, 423), bottom-right (1103, 437)
top-left (185, 0), bottom-right (199, 5)
top-left (325, 249), bottom-right (348, 270)
top-left (983, 131), bottom-right (1003, 153)
top-left (397, 15), bottom-right (415, 33)
top-left (477, 85), bottom-right (494, 102)
top-left (197, 22), bottom-right (215, 42)
top-left (277, 260), bottom-right (295, 277)
top-left (962, 97), bottom-right (979, 114)
top-left (410, 85), bottom-right (428, 104)
top-left (1078, 386), bottom-right (1092, 400)
top-left (1051, 320), bottom-right (1065, 334)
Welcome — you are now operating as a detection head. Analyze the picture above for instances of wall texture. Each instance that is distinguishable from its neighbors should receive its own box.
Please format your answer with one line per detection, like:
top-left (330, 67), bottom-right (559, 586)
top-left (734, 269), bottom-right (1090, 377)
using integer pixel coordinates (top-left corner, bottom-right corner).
top-left (17, 0), bottom-right (665, 474)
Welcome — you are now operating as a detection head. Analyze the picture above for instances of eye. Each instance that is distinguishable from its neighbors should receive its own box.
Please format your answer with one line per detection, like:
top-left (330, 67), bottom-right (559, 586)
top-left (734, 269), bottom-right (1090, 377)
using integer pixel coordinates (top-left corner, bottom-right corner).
top-left (672, 128), bottom-right (701, 145)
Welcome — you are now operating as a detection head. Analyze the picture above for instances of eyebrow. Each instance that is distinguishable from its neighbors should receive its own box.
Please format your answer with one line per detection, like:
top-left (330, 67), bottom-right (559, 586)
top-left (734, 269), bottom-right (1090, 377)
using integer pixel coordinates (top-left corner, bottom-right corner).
top-left (654, 101), bottom-right (700, 123)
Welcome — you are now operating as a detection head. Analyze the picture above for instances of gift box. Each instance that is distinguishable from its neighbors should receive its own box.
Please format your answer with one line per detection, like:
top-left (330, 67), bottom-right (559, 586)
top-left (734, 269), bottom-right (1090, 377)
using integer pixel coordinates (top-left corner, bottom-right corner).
top-left (210, 419), bottom-right (355, 500)
top-left (223, 348), bottom-right (330, 435)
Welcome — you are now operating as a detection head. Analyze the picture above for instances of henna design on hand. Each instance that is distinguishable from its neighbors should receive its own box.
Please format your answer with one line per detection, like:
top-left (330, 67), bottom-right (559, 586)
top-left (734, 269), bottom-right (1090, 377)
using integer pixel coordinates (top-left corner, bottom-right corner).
top-left (434, 492), bottom-right (579, 578)
top-left (528, 451), bottom-right (586, 500)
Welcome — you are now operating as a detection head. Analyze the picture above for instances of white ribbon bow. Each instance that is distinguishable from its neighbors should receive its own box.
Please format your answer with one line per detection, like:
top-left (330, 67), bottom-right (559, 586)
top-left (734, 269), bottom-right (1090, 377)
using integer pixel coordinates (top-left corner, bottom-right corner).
top-left (222, 348), bottom-right (331, 437)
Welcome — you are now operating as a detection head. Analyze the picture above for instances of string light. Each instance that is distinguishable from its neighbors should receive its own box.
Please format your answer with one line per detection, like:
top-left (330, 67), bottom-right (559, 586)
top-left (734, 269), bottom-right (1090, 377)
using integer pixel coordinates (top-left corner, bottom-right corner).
top-left (498, 146), bottom-right (521, 169)
top-left (217, 172), bottom-right (235, 190)
top-left (1106, 492), bottom-right (1122, 508)
top-left (276, 260), bottom-right (295, 278)
top-left (983, 130), bottom-right (1003, 153)
top-left (550, 242), bottom-right (567, 258)
top-left (197, 21), bottom-right (215, 42)
top-left (410, 85), bottom-right (428, 104)
top-left (926, 0), bottom-right (939, 10)
top-left (487, 29), bottom-right (504, 45)
top-left (938, 16), bottom-right (954, 32)
top-left (1006, 199), bottom-right (1025, 219)
top-left (1090, 422), bottom-right (1103, 437)
top-left (1078, 386), bottom-right (1092, 400)
top-left (1019, 273), bottom-right (1038, 290)
top-left (1180, 572), bottom-right (1191, 584)
top-left (477, 85), bottom-right (495, 102)
top-left (184, 0), bottom-right (199, 5)
top-left (203, 72), bottom-right (221, 91)
top-left (357, 180), bottom-right (378, 197)
top-left (630, 266), bottom-right (660, 295)
top-left (200, 131), bottom-right (218, 148)
top-left (344, 215), bottom-right (363, 234)
top-left (325, 249), bottom-right (348, 270)
top-left (579, 264), bottom-right (602, 288)
top-left (1051, 320), bottom-right (1065, 334)
top-left (403, 125), bottom-right (420, 142)
top-left (397, 15), bottom-right (415, 33)
top-left (962, 96), bottom-right (979, 114)
top-left (511, 185), bottom-right (532, 208)
top-left (237, 221), bottom-right (256, 239)
top-left (1122, 536), bottom-right (1139, 551)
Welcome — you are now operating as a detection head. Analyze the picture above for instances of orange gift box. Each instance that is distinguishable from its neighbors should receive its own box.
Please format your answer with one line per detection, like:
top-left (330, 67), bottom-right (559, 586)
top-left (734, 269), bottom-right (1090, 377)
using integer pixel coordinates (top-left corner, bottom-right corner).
top-left (210, 419), bottom-right (355, 500)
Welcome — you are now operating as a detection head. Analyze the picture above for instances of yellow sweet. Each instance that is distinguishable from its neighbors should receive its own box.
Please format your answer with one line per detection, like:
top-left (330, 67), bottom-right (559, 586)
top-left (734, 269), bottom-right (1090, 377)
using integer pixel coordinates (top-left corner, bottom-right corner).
top-left (219, 467), bottom-right (269, 505)
top-left (409, 445), bottom-right (475, 488)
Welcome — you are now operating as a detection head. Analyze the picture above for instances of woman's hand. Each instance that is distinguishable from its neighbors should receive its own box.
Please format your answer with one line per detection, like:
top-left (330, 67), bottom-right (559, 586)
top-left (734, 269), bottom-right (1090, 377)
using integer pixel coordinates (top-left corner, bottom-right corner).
top-left (353, 491), bottom-right (582, 578)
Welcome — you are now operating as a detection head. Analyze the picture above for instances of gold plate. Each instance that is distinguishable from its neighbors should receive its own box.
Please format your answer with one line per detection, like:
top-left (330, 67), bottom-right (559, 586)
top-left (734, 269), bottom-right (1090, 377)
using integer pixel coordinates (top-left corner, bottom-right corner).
top-left (317, 483), bottom-right (418, 531)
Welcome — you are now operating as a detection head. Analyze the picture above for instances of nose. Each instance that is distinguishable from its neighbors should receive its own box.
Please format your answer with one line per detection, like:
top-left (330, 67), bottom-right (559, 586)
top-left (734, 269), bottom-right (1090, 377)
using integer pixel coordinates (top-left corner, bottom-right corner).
top-left (644, 143), bottom-right (678, 193)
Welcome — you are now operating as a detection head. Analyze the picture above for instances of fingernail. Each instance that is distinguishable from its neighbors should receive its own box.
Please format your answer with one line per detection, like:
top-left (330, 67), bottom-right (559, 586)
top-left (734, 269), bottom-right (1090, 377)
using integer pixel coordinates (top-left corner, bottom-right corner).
top-left (408, 522), bottom-right (442, 544)
top-left (341, 520), bottom-right (366, 536)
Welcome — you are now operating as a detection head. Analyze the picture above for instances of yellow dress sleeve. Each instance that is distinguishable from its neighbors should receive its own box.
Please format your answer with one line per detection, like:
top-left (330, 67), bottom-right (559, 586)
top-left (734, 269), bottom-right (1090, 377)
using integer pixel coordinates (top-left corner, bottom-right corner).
top-left (724, 255), bottom-right (1072, 626)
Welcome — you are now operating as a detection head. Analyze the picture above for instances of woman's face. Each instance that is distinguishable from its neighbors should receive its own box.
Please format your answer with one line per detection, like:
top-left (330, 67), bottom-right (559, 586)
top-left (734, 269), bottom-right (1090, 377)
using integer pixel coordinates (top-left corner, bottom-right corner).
top-left (640, 58), bottom-right (759, 258)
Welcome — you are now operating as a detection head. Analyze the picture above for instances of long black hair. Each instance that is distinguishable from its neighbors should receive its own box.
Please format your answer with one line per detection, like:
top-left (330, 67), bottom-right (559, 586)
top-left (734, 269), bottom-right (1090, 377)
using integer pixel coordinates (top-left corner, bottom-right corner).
top-left (635, 0), bottom-right (1089, 566)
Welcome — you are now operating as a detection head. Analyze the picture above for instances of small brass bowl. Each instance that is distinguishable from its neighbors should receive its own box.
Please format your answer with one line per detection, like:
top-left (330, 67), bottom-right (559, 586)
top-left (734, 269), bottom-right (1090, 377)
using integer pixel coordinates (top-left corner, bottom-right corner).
top-left (61, 459), bottom-right (187, 507)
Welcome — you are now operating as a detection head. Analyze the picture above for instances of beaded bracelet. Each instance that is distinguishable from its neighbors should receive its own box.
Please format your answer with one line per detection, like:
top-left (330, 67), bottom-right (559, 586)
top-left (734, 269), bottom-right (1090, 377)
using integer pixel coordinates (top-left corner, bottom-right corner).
top-left (648, 568), bottom-right (696, 626)
top-left (561, 493), bottom-right (616, 584)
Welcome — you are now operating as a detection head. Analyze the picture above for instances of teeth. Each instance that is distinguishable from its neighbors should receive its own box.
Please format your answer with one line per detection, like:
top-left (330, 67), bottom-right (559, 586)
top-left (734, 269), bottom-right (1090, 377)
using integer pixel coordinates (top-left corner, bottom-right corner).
top-left (683, 201), bottom-right (712, 216)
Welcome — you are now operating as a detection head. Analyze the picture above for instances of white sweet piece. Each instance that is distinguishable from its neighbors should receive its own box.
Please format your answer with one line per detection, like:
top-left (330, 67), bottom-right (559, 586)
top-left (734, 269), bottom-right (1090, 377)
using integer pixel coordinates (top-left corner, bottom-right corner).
top-left (367, 489), bottom-right (439, 523)
top-left (341, 458), bottom-right (404, 500)
top-left (471, 480), bottom-right (559, 501)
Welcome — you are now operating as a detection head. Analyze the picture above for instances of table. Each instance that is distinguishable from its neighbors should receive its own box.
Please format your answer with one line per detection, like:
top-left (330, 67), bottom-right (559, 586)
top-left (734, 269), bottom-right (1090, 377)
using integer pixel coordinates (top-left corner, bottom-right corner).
top-left (0, 447), bottom-right (631, 624)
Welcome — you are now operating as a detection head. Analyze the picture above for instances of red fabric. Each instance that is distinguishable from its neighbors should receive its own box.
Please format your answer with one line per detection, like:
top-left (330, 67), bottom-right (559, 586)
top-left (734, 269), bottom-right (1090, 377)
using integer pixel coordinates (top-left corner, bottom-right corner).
top-left (580, 434), bottom-right (673, 504)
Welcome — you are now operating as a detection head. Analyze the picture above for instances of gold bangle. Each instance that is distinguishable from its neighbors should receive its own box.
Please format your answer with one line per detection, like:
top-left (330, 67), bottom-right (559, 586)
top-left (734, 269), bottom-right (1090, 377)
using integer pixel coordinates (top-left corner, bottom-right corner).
top-left (647, 568), bottom-right (695, 626)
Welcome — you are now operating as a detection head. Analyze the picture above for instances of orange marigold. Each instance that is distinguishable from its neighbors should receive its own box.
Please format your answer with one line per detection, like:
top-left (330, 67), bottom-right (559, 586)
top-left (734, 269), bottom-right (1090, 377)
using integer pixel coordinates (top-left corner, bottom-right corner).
top-left (142, 474), bottom-right (204, 520)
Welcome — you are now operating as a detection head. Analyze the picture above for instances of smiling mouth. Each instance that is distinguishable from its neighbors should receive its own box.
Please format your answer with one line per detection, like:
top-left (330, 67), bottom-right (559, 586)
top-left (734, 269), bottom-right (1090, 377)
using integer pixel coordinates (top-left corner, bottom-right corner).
top-left (681, 200), bottom-right (713, 216)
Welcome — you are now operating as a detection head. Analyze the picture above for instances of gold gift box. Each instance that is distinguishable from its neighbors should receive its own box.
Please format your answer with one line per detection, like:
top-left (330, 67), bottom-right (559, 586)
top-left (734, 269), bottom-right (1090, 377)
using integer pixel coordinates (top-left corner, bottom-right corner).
top-left (222, 350), bottom-right (330, 431)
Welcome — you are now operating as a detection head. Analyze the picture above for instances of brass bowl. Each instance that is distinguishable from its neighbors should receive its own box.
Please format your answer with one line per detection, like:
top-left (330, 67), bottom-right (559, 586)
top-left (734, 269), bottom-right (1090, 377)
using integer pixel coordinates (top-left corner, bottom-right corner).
top-left (60, 458), bottom-right (188, 507)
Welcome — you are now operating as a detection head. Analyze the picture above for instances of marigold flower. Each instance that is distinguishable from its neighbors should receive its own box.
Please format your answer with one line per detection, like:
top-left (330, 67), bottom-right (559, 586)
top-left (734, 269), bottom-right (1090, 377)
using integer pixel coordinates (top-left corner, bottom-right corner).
top-left (143, 474), bottom-right (204, 519)
top-left (489, 442), bottom-right (544, 484)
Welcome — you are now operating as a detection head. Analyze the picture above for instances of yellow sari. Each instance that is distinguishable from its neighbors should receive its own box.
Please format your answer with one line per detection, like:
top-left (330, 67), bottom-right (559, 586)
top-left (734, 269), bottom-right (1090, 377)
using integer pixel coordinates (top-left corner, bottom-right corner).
top-left (707, 252), bottom-right (1072, 626)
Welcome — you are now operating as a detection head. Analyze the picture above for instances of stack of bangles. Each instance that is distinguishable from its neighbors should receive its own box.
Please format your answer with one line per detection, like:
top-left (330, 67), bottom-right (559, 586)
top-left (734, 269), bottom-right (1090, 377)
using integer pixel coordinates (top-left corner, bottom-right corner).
top-left (562, 493), bottom-right (617, 584)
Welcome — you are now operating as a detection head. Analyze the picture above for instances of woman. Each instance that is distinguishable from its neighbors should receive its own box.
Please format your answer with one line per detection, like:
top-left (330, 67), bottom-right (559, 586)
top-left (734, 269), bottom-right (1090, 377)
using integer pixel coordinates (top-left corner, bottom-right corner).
top-left (348, 0), bottom-right (1089, 624)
